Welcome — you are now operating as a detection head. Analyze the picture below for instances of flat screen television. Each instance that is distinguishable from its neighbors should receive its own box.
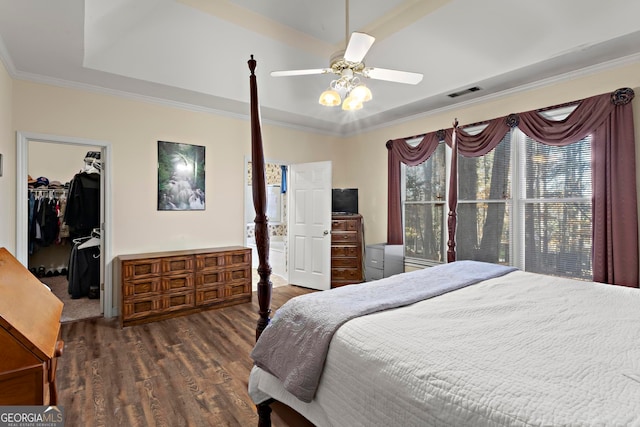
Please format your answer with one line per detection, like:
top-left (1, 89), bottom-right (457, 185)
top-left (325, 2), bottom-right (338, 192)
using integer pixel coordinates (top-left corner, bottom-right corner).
top-left (332, 188), bottom-right (358, 214)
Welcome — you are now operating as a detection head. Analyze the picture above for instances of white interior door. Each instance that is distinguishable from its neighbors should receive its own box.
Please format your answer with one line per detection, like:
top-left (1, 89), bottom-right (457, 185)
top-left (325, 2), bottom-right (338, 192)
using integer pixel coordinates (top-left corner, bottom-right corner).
top-left (288, 161), bottom-right (332, 290)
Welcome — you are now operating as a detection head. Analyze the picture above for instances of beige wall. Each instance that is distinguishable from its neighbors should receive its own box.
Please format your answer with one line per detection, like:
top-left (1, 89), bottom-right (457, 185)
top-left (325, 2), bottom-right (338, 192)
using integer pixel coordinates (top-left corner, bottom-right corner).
top-left (12, 81), bottom-right (339, 258)
top-left (0, 60), bottom-right (13, 251)
top-left (343, 62), bottom-right (640, 245)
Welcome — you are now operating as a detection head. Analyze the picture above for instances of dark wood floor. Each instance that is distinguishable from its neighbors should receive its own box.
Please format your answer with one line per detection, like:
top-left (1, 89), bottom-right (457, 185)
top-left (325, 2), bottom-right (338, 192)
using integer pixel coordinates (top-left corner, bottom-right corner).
top-left (57, 285), bottom-right (315, 427)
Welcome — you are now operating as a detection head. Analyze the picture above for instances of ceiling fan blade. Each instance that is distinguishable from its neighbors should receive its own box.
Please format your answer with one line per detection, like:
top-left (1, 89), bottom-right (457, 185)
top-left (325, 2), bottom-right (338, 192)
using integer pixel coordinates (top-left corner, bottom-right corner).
top-left (344, 32), bottom-right (375, 63)
top-left (364, 67), bottom-right (423, 85)
top-left (271, 69), bottom-right (330, 77)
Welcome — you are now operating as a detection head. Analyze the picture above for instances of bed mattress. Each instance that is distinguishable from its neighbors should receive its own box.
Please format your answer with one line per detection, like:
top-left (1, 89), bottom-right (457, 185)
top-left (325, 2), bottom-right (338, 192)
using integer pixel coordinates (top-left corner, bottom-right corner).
top-left (250, 270), bottom-right (640, 426)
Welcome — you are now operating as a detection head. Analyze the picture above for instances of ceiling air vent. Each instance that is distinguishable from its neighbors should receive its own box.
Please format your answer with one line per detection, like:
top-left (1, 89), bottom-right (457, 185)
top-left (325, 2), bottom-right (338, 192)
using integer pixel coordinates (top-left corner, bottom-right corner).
top-left (447, 86), bottom-right (482, 98)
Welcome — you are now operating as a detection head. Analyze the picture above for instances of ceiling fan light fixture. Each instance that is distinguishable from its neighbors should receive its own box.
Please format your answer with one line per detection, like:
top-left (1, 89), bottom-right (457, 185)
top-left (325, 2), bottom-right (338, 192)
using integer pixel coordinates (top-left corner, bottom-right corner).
top-left (273, 0), bottom-right (423, 114)
top-left (350, 84), bottom-right (372, 102)
top-left (342, 96), bottom-right (363, 111)
top-left (319, 89), bottom-right (341, 107)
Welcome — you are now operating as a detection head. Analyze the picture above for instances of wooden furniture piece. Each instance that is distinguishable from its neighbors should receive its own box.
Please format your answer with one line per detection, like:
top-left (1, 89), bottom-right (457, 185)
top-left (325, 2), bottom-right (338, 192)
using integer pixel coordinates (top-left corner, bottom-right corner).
top-left (248, 56), bottom-right (278, 427)
top-left (365, 243), bottom-right (404, 281)
top-left (331, 214), bottom-right (364, 288)
top-left (117, 246), bottom-right (251, 327)
top-left (0, 247), bottom-right (64, 405)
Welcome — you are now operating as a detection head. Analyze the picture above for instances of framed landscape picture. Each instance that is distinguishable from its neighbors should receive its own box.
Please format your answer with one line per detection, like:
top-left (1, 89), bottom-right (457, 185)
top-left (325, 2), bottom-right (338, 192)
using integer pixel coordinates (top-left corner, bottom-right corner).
top-left (157, 141), bottom-right (205, 210)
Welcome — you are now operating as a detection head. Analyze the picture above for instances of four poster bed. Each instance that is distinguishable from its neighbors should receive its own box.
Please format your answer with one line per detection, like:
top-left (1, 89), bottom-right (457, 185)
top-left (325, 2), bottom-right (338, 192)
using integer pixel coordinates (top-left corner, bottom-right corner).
top-left (246, 56), bottom-right (640, 426)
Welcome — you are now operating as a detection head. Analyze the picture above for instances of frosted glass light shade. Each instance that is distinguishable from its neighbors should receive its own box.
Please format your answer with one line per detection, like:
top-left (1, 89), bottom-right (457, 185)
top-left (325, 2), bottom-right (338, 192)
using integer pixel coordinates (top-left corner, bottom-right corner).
top-left (350, 85), bottom-right (372, 102)
top-left (319, 89), bottom-right (341, 106)
top-left (342, 96), bottom-right (363, 111)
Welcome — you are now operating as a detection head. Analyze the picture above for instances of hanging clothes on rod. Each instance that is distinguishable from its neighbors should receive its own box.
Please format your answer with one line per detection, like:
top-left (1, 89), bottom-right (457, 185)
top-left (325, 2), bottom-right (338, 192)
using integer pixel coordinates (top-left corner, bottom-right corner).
top-left (64, 154), bottom-right (101, 239)
top-left (65, 152), bottom-right (102, 299)
top-left (28, 187), bottom-right (69, 254)
top-left (67, 229), bottom-right (100, 299)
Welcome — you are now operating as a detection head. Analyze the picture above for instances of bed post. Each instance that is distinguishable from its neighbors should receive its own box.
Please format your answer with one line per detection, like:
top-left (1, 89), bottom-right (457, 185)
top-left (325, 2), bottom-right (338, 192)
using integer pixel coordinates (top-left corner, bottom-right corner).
top-left (248, 55), bottom-right (273, 341)
top-left (447, 119), bottom-right (459, 262)
top-left (248, 55), bottom-right (274, 427)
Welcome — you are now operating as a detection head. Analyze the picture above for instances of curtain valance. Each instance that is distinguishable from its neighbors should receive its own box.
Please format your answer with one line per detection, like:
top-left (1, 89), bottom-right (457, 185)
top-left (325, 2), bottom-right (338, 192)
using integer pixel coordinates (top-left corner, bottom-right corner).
top-left (387, 88), bottom-right (637, 287)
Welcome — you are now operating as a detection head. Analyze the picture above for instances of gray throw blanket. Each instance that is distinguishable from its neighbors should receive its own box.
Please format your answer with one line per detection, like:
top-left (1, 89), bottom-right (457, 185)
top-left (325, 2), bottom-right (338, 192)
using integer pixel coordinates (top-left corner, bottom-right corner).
top-left (251, 260), bottom-right (517, 402)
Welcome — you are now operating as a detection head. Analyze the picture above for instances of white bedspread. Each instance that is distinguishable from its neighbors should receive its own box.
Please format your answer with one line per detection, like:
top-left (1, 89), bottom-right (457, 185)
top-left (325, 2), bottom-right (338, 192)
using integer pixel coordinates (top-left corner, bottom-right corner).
top-left (252, 261), bottom-right (515, 402)
top-left (250, 270), bottom-right (640, 426)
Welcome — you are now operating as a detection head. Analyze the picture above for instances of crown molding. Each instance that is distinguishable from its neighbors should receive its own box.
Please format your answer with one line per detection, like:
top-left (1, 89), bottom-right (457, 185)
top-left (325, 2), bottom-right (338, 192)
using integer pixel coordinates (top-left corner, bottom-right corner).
top-left (10, 69), bottom-right (341, 137)
top-left (0, 35), bottom-right (16, 76)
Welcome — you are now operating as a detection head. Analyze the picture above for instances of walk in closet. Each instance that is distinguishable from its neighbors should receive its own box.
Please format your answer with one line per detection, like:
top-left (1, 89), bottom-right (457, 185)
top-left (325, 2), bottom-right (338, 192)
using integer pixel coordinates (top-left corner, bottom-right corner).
top-left (28, 141), bottom-right (103, 322)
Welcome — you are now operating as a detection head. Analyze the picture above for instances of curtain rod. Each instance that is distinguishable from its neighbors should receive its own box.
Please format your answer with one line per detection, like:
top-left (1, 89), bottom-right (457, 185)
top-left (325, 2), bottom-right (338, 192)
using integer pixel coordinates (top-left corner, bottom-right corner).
top-left (28, 188), bottom-right (67, 192)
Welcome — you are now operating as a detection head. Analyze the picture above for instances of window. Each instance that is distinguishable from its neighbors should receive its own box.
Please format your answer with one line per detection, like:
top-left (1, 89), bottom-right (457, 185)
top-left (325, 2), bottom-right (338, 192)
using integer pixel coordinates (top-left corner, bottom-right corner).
top-left (518, 133), bottom-right (592, 279)
top-left (457, 131), bottom-right (512, 264)
top-left (401, 109), bottom-right (593, 280)
top-left (402, 142), bottom-right (447, 264)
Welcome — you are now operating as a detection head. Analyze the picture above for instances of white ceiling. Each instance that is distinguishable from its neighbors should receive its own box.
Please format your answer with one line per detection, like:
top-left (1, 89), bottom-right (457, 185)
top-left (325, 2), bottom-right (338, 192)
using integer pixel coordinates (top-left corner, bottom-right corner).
top-left (1, 0), bottom-right (640, 136)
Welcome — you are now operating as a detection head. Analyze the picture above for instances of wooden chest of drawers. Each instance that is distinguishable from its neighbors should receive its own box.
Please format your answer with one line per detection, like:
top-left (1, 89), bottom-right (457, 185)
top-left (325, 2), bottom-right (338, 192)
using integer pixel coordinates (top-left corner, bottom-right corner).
top-left (331, 214), bottom-right (364, 288)
top-left (117, 247), bottom-right (251, 327)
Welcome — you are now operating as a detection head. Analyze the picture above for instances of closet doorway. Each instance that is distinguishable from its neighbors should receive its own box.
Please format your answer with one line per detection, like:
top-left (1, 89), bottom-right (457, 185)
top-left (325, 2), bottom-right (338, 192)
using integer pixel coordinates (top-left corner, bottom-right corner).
top-left (16, 132), bottom-right (114, 320)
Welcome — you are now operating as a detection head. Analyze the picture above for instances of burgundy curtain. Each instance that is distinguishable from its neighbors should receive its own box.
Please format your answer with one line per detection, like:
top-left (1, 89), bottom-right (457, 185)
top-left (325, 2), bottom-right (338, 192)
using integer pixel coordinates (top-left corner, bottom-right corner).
top-left (515, 90), bottom-right (637, 287)
top-left (387, 133), bottom-right (441, 244)
top-left (388, 88), bottom-right (638, 287)
top-left (591, 99), bottom-right (637, 286)
top-left (456, 116), bottom-right (512, 156)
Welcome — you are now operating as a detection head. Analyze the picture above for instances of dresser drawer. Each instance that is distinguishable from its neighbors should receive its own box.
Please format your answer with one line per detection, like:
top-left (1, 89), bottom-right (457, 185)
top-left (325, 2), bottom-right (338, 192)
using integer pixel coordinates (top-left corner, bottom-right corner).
top-left (226, 266), bottom-right (251, 282)
top-left (196, 285), bottom-right (225, 306)
top-left (123, 295), bottom-right (162, 320)
top-left (332, 279), bottom-right (359, 288)
top-left (196, 270), bottom-right (225, 287)
top-left (162, 290), bottom-right (194, 312)
top-left (226, 281), bottom-right (251, 297)
top-left (332, 268), bottom-right (362, 281)
top-left (331, 219), bottom-right (358, 231)
top-left (196, 253), bottom-right (225, 271)
top-left (123, 277), bottom-right (161, 297)
top-left (162, 256), bottom-right (194, 275)
top-left (161, 273), bottom-right (194, 292)
top-left (122, 259), bottom-right (161, 280)
top-left (226, 251), bottom-right (251, 267)
top-left (332, 246), bottom-right (359, 258)
top-left (365, 246), bottom-right (384, 268)
top-left (331, 232), bottom-right (358, 243)
top-left (332, 257), bottom-right (359, 268)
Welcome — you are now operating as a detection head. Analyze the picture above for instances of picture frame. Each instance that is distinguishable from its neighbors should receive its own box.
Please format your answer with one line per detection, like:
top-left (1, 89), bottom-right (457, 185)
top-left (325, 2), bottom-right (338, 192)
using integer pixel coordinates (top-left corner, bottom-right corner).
top-left (157, 141), bottom-right (205, 211)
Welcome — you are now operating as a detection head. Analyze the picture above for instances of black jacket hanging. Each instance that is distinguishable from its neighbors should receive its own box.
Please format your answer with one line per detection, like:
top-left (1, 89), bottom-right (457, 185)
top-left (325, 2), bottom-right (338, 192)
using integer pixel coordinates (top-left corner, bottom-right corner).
top-left (64, 172), bottom-right (100, 238)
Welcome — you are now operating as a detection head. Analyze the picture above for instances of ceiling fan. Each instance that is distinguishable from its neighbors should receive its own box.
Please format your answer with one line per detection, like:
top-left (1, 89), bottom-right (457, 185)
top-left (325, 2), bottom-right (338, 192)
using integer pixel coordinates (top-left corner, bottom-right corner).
top-left (270, 0), bottom-right (423, 111)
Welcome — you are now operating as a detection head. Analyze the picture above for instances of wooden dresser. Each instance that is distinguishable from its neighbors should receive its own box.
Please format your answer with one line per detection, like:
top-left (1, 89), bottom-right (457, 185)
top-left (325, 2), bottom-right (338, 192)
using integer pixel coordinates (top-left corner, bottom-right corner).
top-left (117, 247), bottom-right (251, 327)
top-left (331, 214), bottom-right (364, 288)
top-left (0, 247), bottom-right (64, 405)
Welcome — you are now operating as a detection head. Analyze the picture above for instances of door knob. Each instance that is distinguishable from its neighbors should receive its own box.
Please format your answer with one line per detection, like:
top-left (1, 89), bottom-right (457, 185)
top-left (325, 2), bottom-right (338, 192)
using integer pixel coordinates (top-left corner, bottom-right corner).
top-left (323, 230), bottom-right (329, 235)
